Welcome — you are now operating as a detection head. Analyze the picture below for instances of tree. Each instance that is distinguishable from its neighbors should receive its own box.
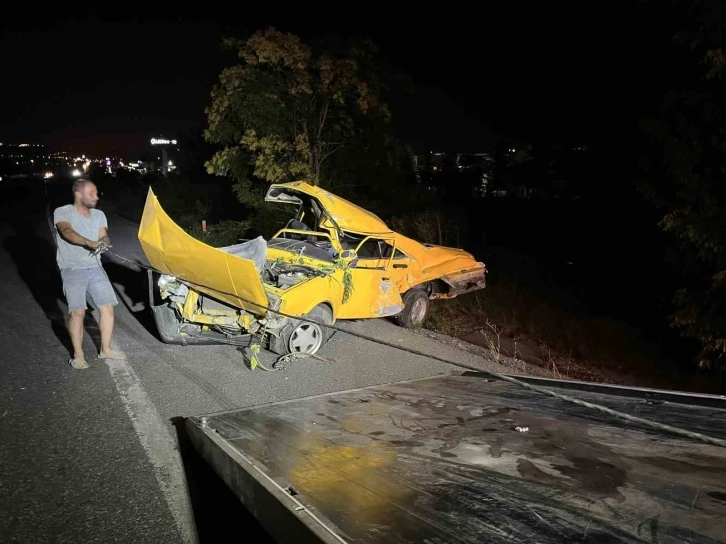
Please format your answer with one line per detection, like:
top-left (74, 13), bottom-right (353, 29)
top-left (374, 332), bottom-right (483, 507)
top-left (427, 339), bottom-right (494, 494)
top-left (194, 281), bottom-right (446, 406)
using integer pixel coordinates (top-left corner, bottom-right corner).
top-left (639, 0), bottom-right (726, 368)
top-left (204, 27), bottom-right (390, 208)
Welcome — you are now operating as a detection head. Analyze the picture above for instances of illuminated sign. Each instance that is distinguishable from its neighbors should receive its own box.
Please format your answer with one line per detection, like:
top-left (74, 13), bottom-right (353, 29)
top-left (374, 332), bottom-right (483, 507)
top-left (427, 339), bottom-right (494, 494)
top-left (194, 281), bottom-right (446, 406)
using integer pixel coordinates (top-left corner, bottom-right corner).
top-left (151, 138), bottom-right (177, 145)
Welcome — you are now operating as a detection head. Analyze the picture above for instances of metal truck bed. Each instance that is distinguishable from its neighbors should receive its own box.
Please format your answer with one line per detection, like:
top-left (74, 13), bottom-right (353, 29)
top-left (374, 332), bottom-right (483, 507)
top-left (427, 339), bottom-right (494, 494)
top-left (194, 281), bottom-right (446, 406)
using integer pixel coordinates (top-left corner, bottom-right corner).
top-left (185, 372), bottom-right (726, 543)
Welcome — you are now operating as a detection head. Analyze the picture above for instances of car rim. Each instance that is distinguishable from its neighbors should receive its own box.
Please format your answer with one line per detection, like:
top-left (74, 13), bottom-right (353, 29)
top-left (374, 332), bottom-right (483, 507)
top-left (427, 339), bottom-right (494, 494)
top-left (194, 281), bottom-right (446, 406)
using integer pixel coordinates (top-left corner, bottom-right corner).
top-left (411, 298), bottom-right (427, 324)
top-left (289, 323), bottom-right (323, 354)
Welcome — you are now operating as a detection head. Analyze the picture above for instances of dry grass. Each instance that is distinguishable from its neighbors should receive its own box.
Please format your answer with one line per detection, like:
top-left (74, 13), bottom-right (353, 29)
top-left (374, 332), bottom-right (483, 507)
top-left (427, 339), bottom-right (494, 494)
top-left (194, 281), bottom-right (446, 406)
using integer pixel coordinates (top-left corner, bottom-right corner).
top-left (485, 320), bottom-right (502, 362)
top-left (424, 276), bottom-right (660, 384)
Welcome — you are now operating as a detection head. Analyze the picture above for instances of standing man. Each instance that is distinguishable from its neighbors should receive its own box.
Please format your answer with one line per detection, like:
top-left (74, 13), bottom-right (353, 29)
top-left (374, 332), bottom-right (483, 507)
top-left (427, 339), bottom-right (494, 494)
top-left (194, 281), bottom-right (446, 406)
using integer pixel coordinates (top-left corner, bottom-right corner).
top-left (54, 178), bottom-right (125, 369)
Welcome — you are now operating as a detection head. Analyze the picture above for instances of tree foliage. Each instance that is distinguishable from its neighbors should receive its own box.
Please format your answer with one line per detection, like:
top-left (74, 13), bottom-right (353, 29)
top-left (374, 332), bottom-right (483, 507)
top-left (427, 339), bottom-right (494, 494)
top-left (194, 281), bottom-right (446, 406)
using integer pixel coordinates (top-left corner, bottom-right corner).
top-left (640, 0), bottom-right (726, 368)
top-left (204, 27), bottom-right (390, 208)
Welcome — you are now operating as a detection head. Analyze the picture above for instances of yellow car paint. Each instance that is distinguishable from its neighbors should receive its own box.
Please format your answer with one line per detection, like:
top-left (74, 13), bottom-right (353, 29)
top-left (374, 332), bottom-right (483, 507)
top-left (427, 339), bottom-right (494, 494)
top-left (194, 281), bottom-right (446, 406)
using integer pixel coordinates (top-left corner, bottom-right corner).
top-left (138, 187), bottom-right (269, 315)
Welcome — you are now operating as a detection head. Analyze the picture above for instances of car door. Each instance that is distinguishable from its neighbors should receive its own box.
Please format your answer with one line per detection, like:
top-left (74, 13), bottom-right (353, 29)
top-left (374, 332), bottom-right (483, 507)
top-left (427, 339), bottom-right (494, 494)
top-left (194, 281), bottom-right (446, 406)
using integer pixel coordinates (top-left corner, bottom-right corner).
top-left (380, 241), bottom-right (416, 292)
top-left (334, 236), bottom-right (404, 319)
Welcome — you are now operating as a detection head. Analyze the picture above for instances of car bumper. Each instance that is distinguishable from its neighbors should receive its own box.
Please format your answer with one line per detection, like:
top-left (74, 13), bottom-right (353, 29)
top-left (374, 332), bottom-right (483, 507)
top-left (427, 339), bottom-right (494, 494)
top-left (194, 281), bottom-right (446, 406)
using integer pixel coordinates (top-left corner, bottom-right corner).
top-left (432, 267), bottom-right (486, 299)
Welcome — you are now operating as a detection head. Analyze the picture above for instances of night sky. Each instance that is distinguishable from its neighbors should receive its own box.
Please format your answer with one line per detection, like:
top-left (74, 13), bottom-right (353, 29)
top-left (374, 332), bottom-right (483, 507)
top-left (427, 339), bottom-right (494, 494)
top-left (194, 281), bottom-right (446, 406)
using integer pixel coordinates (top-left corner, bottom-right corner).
top-left (1, 7), bottom-right (658, 158)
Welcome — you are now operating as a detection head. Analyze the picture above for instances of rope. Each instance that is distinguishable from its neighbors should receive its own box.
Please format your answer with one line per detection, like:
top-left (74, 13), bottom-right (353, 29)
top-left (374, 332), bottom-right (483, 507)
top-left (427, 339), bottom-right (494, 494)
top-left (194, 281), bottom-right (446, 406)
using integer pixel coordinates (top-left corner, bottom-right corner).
top-left (45, 201), bottom-right (726, 448)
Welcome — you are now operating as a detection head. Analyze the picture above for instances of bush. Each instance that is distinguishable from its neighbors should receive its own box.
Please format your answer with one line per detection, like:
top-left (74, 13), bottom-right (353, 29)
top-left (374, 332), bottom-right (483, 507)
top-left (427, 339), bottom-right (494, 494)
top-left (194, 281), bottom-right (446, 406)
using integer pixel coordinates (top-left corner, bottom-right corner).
top-left (185, 219), bottom-right (252, 248)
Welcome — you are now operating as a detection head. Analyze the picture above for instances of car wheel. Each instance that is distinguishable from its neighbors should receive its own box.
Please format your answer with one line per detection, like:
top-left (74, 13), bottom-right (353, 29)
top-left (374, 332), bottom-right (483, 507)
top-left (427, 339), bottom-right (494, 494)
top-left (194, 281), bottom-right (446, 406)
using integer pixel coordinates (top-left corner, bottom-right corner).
top-left (268, 304), bottom-right (333, 356)
top-left (394, 289), bottom-right (429, 329)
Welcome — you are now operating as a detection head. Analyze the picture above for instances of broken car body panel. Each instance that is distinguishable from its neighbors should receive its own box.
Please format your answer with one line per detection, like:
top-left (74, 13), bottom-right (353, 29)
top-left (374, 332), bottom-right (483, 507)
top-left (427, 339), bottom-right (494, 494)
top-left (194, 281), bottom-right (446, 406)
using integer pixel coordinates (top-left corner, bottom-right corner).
top-left (138, 188), bottom-right (269, 315)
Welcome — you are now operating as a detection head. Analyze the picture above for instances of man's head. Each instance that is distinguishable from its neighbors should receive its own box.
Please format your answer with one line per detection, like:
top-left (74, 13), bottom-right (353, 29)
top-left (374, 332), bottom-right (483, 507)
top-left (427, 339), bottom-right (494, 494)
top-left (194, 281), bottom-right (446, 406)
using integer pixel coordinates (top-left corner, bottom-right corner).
top-left (72, 179), bottom-right (98, 209)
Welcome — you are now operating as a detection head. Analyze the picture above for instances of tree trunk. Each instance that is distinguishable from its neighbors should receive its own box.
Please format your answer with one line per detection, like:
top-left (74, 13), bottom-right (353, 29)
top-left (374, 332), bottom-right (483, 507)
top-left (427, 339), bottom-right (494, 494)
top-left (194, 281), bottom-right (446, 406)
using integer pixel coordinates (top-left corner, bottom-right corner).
top-left (312, 146), bottom-right (321, 186)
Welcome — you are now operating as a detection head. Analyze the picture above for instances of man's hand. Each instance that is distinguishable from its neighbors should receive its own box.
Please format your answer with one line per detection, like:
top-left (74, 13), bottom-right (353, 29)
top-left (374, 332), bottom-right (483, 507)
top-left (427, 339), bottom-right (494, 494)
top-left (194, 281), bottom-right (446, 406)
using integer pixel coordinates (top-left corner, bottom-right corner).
top-left (89, 240), bottom-right (112, 256)
top-left (94, 228), bottom-right (112, 255)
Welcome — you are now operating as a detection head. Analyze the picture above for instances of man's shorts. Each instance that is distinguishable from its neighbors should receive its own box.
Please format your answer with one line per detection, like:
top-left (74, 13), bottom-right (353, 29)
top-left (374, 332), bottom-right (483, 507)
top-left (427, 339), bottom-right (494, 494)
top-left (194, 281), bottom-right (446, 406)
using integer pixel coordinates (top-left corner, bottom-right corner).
top-left (60, 266), bottom-right (119, 312)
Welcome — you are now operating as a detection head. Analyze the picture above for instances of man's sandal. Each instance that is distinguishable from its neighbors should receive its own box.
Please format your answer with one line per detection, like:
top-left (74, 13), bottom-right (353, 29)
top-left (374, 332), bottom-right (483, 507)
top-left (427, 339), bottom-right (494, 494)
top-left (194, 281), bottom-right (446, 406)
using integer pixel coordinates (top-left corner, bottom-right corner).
top-left (69, 357), bottom-right (89, 369)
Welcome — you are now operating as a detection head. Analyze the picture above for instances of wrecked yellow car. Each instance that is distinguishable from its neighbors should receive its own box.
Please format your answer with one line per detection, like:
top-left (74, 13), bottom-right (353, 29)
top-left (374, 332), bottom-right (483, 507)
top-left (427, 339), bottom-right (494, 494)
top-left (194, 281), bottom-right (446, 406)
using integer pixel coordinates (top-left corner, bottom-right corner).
top-left (138, 181), bottom-right (486, 355)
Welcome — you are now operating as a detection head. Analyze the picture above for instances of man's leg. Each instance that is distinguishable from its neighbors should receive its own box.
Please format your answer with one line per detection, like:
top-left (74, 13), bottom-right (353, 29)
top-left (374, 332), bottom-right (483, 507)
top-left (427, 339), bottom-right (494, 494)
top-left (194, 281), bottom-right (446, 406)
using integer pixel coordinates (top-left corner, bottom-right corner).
top-left (69, 308), bottom-right (86, 360)
top-left (88, 266), bottom-right (125, 360)
top-left (98, 304), bottom-right (114, 357)
top-left (61, 268), bottom-right (90, 369)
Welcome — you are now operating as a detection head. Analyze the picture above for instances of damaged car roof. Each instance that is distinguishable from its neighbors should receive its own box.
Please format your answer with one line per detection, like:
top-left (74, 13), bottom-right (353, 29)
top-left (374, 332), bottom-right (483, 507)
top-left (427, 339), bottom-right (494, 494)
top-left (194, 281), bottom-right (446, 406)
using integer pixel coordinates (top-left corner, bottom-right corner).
top-left (266, 181), bottom-right (393, 236)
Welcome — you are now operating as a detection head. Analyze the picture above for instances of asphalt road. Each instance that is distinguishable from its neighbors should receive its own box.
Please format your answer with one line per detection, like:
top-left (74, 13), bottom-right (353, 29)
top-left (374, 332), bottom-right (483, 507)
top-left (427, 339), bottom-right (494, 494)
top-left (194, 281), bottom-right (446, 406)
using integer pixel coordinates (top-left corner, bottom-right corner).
top-left (1, 179), bottom-right (517, 543)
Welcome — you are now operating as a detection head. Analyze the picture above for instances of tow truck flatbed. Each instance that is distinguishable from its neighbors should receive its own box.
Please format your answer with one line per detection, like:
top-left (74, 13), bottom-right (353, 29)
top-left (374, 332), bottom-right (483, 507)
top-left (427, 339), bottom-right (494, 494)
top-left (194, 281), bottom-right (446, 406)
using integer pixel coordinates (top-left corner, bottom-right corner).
top-left (185, 372), bottom-right (726, 543)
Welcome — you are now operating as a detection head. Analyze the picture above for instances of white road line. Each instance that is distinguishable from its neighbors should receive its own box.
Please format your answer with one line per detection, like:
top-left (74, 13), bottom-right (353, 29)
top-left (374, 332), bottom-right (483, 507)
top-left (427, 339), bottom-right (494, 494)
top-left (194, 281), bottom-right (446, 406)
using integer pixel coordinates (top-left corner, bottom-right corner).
top-left (92, 312), bottom-right (198, 544)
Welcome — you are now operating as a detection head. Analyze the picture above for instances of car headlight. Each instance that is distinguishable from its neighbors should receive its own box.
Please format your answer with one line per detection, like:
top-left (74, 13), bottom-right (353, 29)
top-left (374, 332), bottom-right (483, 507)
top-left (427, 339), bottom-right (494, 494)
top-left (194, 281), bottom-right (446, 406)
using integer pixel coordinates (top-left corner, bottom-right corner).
top-left (158, 275), bottom-right (188, 300)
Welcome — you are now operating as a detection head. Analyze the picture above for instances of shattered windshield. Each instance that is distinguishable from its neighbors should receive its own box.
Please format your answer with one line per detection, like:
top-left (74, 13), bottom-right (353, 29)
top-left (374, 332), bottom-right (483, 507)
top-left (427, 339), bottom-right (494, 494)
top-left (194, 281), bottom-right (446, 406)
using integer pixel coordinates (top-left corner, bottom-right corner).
top-left (268, 237), bottom-right (337, 263)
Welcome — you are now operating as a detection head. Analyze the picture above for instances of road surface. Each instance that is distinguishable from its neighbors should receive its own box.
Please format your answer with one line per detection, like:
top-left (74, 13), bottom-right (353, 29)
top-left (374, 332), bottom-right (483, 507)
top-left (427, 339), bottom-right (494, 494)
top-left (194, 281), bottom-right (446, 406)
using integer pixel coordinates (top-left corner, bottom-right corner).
top-left (0, 179), bottom-right (528, 543)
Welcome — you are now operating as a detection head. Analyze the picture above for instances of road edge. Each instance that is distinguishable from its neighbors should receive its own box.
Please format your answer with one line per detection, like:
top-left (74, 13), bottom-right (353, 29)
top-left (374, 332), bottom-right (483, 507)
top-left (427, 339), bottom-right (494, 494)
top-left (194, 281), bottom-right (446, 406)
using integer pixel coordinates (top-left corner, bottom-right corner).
top-left (91, 306), bottom-right (199, 544)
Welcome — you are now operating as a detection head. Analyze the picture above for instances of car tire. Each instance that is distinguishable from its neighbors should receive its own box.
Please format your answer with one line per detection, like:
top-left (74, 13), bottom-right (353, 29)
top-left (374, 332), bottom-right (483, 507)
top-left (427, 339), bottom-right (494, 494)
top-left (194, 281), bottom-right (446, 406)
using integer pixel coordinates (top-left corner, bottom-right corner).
top-left (394, 289), bottom-right (429, 329)
top-left (268, 304), bottom-right (333, 356)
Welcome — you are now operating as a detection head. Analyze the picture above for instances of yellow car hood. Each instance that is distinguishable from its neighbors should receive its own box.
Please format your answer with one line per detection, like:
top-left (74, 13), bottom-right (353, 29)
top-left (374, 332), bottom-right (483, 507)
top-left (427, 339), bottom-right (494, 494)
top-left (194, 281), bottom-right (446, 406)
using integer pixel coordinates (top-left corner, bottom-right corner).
top-left (137, 188), bottom-right (269, 315)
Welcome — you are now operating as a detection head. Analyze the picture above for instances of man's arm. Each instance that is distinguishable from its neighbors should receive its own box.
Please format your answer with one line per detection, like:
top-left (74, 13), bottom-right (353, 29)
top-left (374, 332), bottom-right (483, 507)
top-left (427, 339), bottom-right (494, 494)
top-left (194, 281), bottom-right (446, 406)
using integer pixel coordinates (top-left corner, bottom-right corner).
top-left (98, 227), bottom-right (111, 247)
top-left (56, 221), bottom-right (102, 248)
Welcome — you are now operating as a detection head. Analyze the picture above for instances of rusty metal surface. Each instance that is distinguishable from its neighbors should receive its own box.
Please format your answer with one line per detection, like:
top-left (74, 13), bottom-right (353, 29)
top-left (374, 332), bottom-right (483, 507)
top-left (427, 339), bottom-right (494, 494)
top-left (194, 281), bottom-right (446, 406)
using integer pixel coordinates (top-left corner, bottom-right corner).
top-left (187, 374), bottom-right (726, 543)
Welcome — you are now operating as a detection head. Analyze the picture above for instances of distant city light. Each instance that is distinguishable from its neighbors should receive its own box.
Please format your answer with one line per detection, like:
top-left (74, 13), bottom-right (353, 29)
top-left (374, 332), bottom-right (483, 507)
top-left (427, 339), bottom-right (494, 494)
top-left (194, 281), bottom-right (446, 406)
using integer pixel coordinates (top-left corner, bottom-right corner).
top-left (19, 143), bottom-right (29, 147)
top-left (168, 160), bottom-right (173, 166)
top-left (151, 138), bottom-right (177, 145)
top-left (44, 172), bottom-right (53, 179)
top-left (72, 169), bottom-right (81, 177)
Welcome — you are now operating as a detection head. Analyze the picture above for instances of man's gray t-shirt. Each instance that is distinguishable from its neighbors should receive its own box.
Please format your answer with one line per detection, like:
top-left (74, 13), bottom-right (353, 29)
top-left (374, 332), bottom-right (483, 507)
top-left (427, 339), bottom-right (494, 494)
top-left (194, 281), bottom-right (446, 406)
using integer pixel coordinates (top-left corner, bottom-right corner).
top-left (54, 204), bottom-right (108, 269)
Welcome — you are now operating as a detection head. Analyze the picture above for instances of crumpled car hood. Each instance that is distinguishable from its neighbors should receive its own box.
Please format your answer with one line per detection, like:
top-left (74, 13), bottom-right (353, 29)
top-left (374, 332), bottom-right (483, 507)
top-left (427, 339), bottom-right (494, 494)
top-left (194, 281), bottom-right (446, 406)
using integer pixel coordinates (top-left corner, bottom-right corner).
top-left (137, 188), bottom-right (269, 315)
